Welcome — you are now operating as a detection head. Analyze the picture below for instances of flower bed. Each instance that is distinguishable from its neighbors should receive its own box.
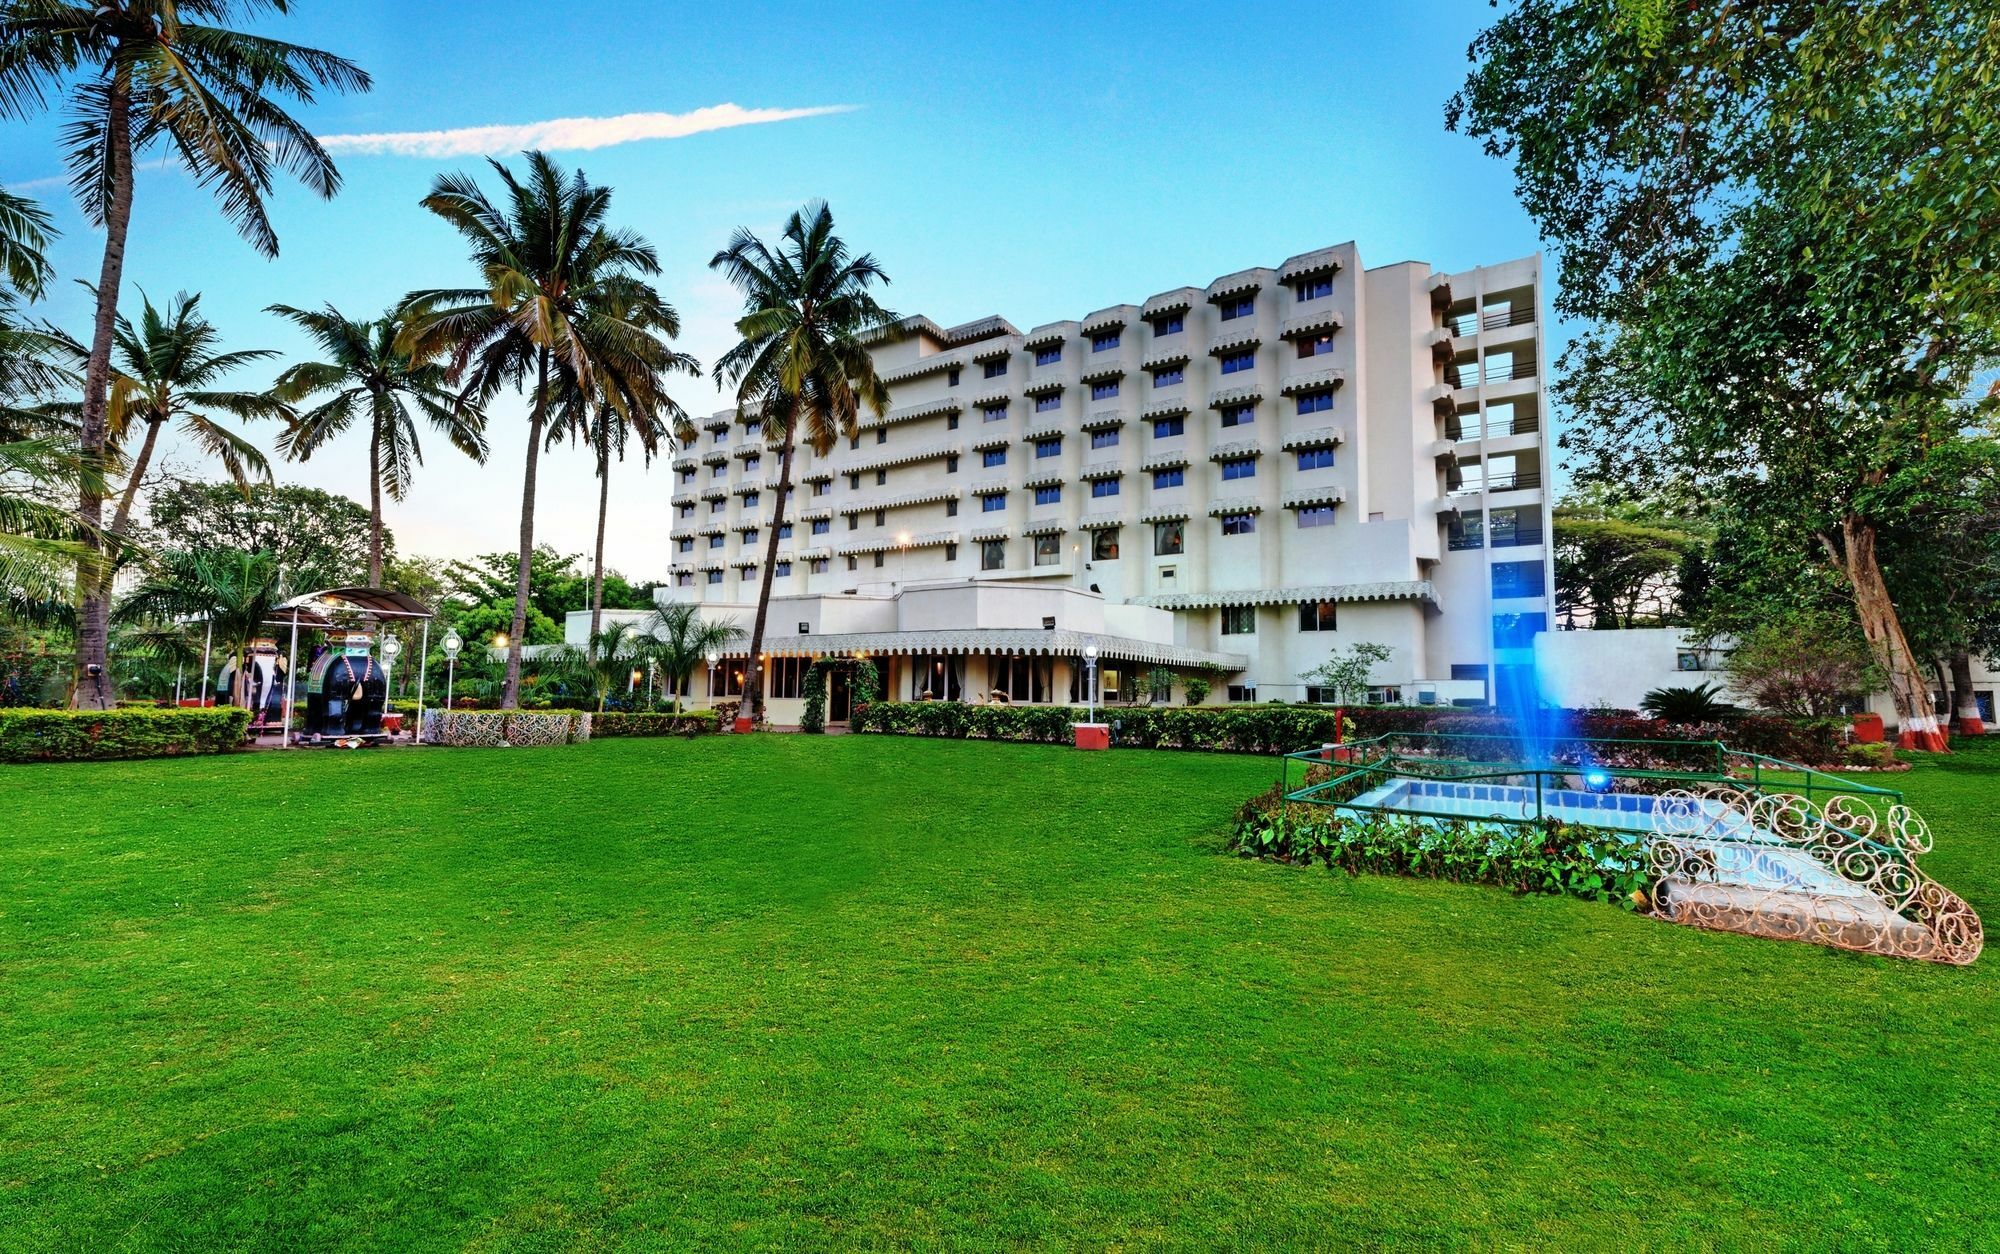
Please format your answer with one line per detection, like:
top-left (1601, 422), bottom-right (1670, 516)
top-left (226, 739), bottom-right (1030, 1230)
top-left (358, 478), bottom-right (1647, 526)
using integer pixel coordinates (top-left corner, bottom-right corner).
top-left (0, 707), bottom-right (252, 763)
top-left (419, 710), bottom-right (591, 748)
top-left (591, 711), bottom-right (719, 738)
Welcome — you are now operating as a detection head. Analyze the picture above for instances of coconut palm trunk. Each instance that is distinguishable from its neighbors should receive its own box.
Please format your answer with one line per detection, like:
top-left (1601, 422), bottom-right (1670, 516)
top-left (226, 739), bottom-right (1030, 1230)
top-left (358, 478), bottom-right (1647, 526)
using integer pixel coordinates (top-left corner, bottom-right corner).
top-left (736, 435), bottom-right (795, 726)
top-left (71, 80), bottom-right (136, 710)
top-left (107, 415), bottom-right (162, 542)
top-left (503, 348), bottom-right (550, 709)
top-left (366, 400), bottom-right (385, 585)
top-left (590, 421), bottom-right (611, 640)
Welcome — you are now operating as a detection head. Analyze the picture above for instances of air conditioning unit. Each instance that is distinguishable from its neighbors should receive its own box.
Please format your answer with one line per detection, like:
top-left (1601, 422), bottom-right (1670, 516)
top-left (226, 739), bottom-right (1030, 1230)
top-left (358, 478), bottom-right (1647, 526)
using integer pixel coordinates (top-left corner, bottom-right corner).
top-left (798, 622), bottom-right (811, 634)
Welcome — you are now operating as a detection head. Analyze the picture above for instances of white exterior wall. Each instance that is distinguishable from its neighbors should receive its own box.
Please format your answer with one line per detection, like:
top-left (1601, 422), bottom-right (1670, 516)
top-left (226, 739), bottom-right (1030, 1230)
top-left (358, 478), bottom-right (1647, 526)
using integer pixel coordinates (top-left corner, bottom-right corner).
top-left (656, 242), bottom-right (1554, 707)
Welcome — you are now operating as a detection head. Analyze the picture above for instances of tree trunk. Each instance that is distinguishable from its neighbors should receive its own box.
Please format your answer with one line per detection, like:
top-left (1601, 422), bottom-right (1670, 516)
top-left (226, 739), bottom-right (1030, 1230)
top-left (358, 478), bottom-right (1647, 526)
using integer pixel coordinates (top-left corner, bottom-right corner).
top-left (589, 423), bottom-right (609, 640)
top-left (72, 80), bottom-right (136, 711)
top-left (107, 415), bottom-right (163, 545)
top-left (1950, 650), bottom-right (1984, 735)
top-left (735, 430), bottom-right (793, 728)
top-left (367, 417), bottom-right (385, 586)
top-left (501, 348), bottom-right (548, 710)
top-left (1837, 514), bottom-right (1947, 751)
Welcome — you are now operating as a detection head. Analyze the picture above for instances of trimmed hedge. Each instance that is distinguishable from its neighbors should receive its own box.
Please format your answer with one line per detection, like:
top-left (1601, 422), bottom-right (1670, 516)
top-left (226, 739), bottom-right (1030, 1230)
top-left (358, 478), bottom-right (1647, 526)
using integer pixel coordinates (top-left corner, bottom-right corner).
top-left (855, 701), bottom-right (1852, 765)
top-left (591, 710), bottom-right (719, 738)
top-left (0, 707), bottom-right (251, 763)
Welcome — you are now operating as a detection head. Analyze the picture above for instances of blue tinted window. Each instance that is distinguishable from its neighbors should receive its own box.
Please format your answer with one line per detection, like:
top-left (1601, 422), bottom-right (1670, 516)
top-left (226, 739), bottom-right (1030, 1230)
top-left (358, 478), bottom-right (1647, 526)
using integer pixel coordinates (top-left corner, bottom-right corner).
top-left (1091, 380), bottom-right (1120, 400)
top-left (1152, 416), bottom-right (1185, 438)
top-left (1034, 346), bottom-right (1062, 366)
top-left (708, 534), bottom-right (724, 548)
top-left (1090, 428), bottom-right (1118, 449)
top-left (1298, 334), bottom-right (1335, 359)
top-left (1091, 331), bottom-right (1120, 351)
top-left (811, 519), bottom-right (829, 535)
top-left (776, 561), bottom-right (792, 576)
top-left (707, 570), bottom-right (722, 584)
top-left (1493, 611), bottom-right (1547, 648)
top-left (1035, 438), bottom-right (1061, 458)
top-left (1221, 458), bottom-right (1256, 481)
top-left (982, 493), bottom-right (1007, 512)
top-left (983, 359), bottom-right (1008, 378)
top-left (983, 404), bottom-right (1007, 422)
top-left (1152, 366), bottom-right (1184, 387)
top-left (1220, 350), bottom-right (1255, 374)
top-left (1154, 314), bottom-right (1184, 335)
top-left (1297, 506), bottom-right (1335, 528)
top-left (1152, 467), bottom-right (1184, 489)
top-left (1034, 486), bottom-right (1060, 505)
top-left (982, 448), bottom-right (1006, 468)
top-left (1220, 512), bottom-right (1256, 535)
top-left (1297, 448), bottom-right (1335, 471)
top-left (1035, 393), bottom-right (1061, 412)
top-left (1492, 560), bottom-right (1546, 599)
top-left (1220, 405), bottom-right (1254, 428)
top-left (1294, 276), bottom-right (1333, 301)
top-left (1220, 296), bottom-right (1254, 320)
top-left (1296, 391), bottom-right (1334, 415)
top-left (1091, 478), bottom-right (1119, 498)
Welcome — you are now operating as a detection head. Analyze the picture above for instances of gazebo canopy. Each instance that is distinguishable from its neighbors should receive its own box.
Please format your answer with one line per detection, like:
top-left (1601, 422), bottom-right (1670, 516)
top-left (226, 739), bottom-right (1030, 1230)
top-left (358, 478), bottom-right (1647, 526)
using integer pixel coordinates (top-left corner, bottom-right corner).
top-left (265, 586), bottom-right (435, 628)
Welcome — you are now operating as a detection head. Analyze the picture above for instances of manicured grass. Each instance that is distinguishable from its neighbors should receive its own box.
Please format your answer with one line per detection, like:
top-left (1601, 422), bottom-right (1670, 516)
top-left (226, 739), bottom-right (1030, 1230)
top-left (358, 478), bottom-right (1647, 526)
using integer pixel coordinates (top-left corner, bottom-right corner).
top-left (2, 735), bottom-right (1997, 1248)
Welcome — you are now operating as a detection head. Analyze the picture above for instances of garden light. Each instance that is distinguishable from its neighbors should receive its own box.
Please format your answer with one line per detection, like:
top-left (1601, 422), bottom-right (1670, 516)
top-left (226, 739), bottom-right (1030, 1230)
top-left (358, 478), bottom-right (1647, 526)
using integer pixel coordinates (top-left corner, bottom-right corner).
top-left (1583, 768), bottom-right (1612, 792)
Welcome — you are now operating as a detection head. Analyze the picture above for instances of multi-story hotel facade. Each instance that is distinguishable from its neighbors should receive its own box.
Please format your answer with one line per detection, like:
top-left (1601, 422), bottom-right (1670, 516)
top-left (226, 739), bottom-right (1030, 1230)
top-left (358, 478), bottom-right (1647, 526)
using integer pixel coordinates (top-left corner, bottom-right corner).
top-left (648, 242), bottom-right (1554, 722)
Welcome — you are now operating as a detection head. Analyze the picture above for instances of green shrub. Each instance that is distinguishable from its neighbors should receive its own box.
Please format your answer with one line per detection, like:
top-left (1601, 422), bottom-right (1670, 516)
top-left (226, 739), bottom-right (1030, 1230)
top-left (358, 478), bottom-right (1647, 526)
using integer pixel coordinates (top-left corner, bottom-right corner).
top-left (1844, 741), bottom-right (1896, 768)
top-left (1228, 784), bottom-right (1649, 908)
top-left (591, 711), bottom-right (719, 738)
top-left (0, 707), bottom-right (251, 763)
top-left (854, 701), bottom-right (1358, 753)
top-left (1638, 682), bottom-right (1739, 722)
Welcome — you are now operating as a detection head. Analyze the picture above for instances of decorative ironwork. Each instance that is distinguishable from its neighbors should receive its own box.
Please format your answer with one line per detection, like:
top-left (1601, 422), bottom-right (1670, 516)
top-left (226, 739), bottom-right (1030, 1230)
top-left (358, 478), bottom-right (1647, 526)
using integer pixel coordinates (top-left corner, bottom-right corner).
top-left (420, 710), bottom-right (591, 748)
top-left (1645, 785), bottom-right (1981, 966)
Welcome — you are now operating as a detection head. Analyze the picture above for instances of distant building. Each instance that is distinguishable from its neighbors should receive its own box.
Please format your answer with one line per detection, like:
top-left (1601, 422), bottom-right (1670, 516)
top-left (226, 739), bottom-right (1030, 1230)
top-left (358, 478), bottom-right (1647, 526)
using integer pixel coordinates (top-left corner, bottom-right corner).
top-left (644, 242), bottom-right (1554, 723)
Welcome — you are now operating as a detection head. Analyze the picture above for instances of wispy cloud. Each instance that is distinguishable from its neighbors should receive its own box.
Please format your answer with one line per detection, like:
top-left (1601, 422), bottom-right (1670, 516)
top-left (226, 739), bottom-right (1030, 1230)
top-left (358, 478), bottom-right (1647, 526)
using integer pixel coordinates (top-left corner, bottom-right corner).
top-left (319, 103), bottom-right (855, 159)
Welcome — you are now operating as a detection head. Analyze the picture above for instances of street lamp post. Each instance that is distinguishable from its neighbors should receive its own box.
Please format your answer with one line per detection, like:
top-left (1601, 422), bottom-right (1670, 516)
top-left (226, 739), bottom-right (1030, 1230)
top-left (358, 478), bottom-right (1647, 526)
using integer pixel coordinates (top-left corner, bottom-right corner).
top-left (706, 649), bottom-right (719, 709)
top-left (380, 634), bottom-right (402, 705)
top-left (442, 628), bottom-right (462, 714)
top-left (1084, 643), bottom-right (1099, 723)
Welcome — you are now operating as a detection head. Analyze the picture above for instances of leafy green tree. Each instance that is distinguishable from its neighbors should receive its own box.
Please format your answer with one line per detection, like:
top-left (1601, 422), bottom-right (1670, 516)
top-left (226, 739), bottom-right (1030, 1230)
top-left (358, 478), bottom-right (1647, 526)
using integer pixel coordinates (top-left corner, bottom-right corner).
top-left (0, 1), bottom-right (369, 709)
top-left (645, 602), bottom-right (741, 711)
top-left (1451, 0), bottom-right (2000, 749)
top-left (145, 482), bottom-right (382, 589)
top-left (709, 202), bottom-right (894, 724)
top-left (1552, 496), bottom-right (1704, 629)
top-left (1298, 642), bottom-right (1393, 704)
top-left (269, 303), bottom-right (489, 585)
top-left (404, 151), bottom-right (679, 710)
top-left (1724, 606), bottom-right (1884, 719)
top-left (114, 547), bottom-right (292, 712)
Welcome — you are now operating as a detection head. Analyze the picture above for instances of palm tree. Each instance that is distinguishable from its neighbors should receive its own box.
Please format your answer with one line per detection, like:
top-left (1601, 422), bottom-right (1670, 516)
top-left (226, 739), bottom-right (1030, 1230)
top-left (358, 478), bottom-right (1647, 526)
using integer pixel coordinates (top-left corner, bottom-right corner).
top-left (646, 601), bottom-right (742, 712)
top-left (50, 291), bottom-right (287, 549)
top-left (269, 303), bottom-right (490, 585)
top-left (0, 184), bottom-right (70, 442)
top-left (404, 151), bottom-right (676, 709)
top-left (115, 547), bottom-right (289, 712)
top-left (709, 202), bottom-right (894, 725)
top-left (0, 439), bottom-right (92, 623)
top-left (545, 284), bottom-right (698, 639)
top-left (0, 1), bottom-right (370, 709)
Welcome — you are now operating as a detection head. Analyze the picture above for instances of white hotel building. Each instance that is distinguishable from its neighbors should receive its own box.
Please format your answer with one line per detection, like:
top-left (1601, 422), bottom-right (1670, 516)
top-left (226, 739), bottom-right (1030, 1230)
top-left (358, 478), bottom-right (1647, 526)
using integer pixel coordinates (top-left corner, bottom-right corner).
top-left (643, 242), bottom-right (1554, 723)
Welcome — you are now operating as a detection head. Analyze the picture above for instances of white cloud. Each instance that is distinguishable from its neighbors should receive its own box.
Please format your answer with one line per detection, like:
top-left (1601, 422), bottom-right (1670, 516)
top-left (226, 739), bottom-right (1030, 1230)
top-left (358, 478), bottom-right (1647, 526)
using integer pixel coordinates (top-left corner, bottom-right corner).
top-left (318, 102), bottom-right (855, 159)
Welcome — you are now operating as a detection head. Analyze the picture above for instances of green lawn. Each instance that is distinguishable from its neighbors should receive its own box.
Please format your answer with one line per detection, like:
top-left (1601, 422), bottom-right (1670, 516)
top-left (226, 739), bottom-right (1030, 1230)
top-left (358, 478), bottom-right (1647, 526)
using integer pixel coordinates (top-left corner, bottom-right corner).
top-left (3, 735), bottom-right (1997, 1249)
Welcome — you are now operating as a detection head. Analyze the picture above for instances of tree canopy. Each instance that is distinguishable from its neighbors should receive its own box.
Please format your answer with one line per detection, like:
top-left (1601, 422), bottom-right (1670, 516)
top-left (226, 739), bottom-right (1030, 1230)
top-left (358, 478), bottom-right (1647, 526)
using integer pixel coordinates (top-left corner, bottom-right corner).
top-left (144, 482), bottom-right (382, 591)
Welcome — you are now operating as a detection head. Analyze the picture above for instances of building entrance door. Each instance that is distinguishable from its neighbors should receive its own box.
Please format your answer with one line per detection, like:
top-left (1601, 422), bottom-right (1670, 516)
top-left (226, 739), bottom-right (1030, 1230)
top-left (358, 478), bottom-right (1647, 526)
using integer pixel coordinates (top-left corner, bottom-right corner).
top-left (829, 667), bottom-right (852, 723)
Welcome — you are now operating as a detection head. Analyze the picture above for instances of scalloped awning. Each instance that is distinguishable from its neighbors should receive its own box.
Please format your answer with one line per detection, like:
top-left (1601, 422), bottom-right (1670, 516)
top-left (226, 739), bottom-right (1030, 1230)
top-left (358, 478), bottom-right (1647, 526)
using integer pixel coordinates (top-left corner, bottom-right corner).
top-left (1023, 520), bottom-right (1066, 537)
top-left (1079, 463), bottom-right (1123, 481)
top-left (969, 525), bottom-right (1010, 541)
top-left (1282, 426), bottom-right (1346, 452)
top-left (838, 442), bottom-right (956, 476)
top-left (1207, 497), bottom-right (1263, 516)
top-left (1280, 368), bottom-right (1347, 397)
top-left (838, 530), bottom-right (959, 556)
top-left (1081, 411), bottom-right (1126, 432)
top-left (700, 487), bottom-right (729, 501)
top-left (1209, 440), bottom-right (1264, 461)
top-left (1022, 324), bottom-right (1074, 349)
top-left (1281, 310), bottom-right (1344, 340)
top-left (858, 397), bottom-right (964, 430)
top-left (1023, 472), bottom-right (1064, 490)
top-left (971, 435), bottom-right (1010, 452)
top-left (1140, 508), bottom-right (1190, 524)
top-left (1079, 512), bottom-right (1123, 530)
top-left (718, 627), bottom-right (1247, 671)
top-left (1207, 271), bottom-right (1266, 301)
top-left (880, 353), bottom-right (965, 385)
top-left (1079, 309), bottom-right (1128, 335)
top-left (1141, 452), bottom-right (1189, 471)
top-left (1079, 365), bottom-right (1125, 385)
top-left (1132, 580), bottom-right (1440, 611)
top-left (1208, 329), bottom-right (1261, 356)
top-left (1143, 349), bottom-right (1191, 371)
top-left (1208, 385), bottom-right (1262, 408)
top-left (1279, 247), bottom-right (1343, 281)
top-left (1142, 288), bottom-right (1201, 318)
top-left (1023, 379), bottom-right (1065, 398)
top-left (1142, 399), bottom-right (1191, 420)
top-left (970, 342), bottom-right (1014, 364)
top-left (1284, 488), bottom-right (1347, 510)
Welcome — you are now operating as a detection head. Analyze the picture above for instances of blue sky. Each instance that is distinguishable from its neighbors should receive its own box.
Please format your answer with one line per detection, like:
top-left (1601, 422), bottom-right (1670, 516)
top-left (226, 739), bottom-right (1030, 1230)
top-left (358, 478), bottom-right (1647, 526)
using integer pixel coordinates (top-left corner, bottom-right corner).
top-left (2, 0), bottom-right (1556, 580)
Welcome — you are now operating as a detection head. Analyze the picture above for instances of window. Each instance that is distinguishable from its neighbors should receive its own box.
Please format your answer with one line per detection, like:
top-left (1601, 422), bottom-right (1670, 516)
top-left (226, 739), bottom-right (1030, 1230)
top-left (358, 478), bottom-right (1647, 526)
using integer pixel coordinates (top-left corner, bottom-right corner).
top-left (947, 414), bottom-right (959, 430)
top-left (713, 428), bottom-right (727, 445)
top-left (680, 469), bottom-right (695, 485)
top-left (1092, 528), bottom-right (1120, 560)
top-left (1220, 296), bottom-right (1254, 320)
top-left (1492, 559), bottom-right (1546, 599)
top-left (1091, 478), bottom-right (1119, 498)
top-left (1221, 457), bottom-right (1256, 481)
top-left (981, 539), bottom-right (1005, 570)
top-left (982, 448), bottom-right (1007, 468)
top-left (676, 572), bottom-right (693, 587)
top-left (910, 655), bottom-right (963, 701)
top-left (768, 656), bottom-right (808, 699)
top-left (1451, 663), bottom-right (1490, 683)
top-left (848, 515), bottom-right (861, 531)
top-left (1493, 612), bottom-right (1547, 648)
top-left (1152, 467), bottom-right (1184, 489)
top-left (1153, 417), bottom-right (1185, 441)
top-left (847, 555), bottom-right (858, 570)
top-left (1034, 533), bottom-right (1061, 566)
top-left (983, 358), bottom-right (1008, 378)
top-left (745, 420), bottom-right (762, 439)
top-left (744, 455), bottom-right (760, 474)
top-left (947, 367), bottom-right (960, 387)
top-left (1447, 515), bottom-right (1483, 550)
top-left (1034, 486), bottom-right (1061, 505)
top-left (1220, 512), bottom-right (1257, 535)
top-left (1297, 447), bottom-right (1335, 471)
top-left (677, 538), bottom-right (693, 553)
top-left (1035, 438), bottom-right (1061, 458)
top-left (1035, 393), bottom-right (1061, 413)
top-left (811, 519), bottom-right (830, 535)
top-left (982, 493), bottom-right (1007, 513)
top-left (1154, 520), bottom-right (1184, 555)
top-left (849, 436), bottom-right (860, 451)
top-left (875, 427), bottom-right (887, 445)
top-left (875, 469), bottom-right (887, 486)
top-left (810, 558), bottom-right (828, 574)
top-left (1221, 606), bottom-right (1256, 635)
top-left (775, 560), bottom-right (792, 577)
top-left (1151, 366), bottom-right (1184, 387)
top-left (1219, 349), bottom-right (1255, 374)
top-left (945, 498), bottom-right (958, 517)
top-left (1091, 331), bottom-right (1120, 352)
top-left (989, 654), bottom-right (1052, 702)
top-left (945, 543), bottom-right (958, 561)
top-left (678, 504), bottom-right (694, 519)
top-left (1298, 334), bottom-right (1335, 359)
top-left (983, 403), bottom-right (1008, 422)
top-left (812, 481), bottom-right (829, 496)
top-left (1227, 684), bottom-right (1258, 703)
top-left (706, 570), bottom-right (723, 585)
top-left (712, 464), bottom-right (725, 478)
top-left (873, 551), bottom-right (885, 568)
top-left (1298, 601), bottom-right (1338, 631)
top-left (708, 534), bottom-right (724, 549)
top-left (742, 529), bottom-right (759, 547)
top-left (1090, 428), bottom-right (1119, 449)
top-left (1489, 506), bottom-right (1543, 549)
top-left (710, 499), bottom-right (724, 513)
top-left (778, 523), bottom-right (793, 539)
top-left (848, 473), bottom-right (861, 490)
top-left (946, 454), bottom-right (959, 474)
top-left (1035, 346), bottom-right (1062, 366)
top-left (1297, 506), bottom-right (1335, 529)
top-left (1294, 276), bottom-right (1333, 301)
top-left (1090, 380), bottom-right (1120, 400)
top-left (743, 491), bottom-right (759, 508)
top-left (1220, 404), bottom-right (1254, 428)
top-left (874, 509), bottom-right (886, 527)
top-left (1154, 313), bottom-right (1184, 335)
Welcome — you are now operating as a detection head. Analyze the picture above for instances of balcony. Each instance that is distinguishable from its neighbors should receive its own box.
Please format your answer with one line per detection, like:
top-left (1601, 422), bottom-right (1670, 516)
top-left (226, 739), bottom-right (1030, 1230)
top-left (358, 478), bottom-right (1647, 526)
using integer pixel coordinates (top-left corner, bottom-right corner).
top-left (1448, 306), bottom-right (1536, 337)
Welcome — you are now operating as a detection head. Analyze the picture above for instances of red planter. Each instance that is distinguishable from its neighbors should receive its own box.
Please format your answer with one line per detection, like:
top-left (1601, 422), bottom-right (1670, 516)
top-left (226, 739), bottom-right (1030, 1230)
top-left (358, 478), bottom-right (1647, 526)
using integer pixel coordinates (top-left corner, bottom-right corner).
top-left (1073, 723), bottom-right (1110, 751)
top-left (1851, 713), bottom-right (1885, 744)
